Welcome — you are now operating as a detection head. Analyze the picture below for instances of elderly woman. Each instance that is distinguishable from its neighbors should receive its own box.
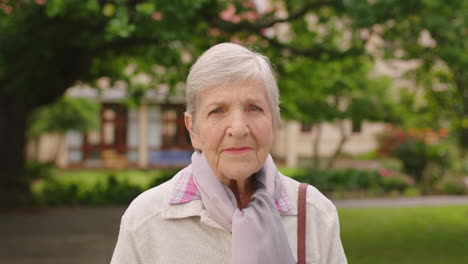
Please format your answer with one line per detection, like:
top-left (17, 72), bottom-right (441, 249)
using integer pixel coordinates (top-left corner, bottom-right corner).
top-left (111, 43), bottom-right (347, 264)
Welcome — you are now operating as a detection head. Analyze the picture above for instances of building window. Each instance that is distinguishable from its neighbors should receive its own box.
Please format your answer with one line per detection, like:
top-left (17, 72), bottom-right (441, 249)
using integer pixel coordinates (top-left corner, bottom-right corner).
top-left (352, 119), bottom-right (362, 133)
top-left (161, 105), bottom-right (191, 149)
top-left (83, 103), bottom-right (127, 161)
top-left (301, 123), bottom-right (313, 133)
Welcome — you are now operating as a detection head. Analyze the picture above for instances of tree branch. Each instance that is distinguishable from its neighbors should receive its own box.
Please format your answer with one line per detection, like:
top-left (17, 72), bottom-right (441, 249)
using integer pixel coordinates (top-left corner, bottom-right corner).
top-left (210, 1), bottom-right (333, 32)
top-left (206, 0), bottom-right (364, 60)
top-left (99, 36), bottom-right (160, 52)
top-left (210, 17), bottom-right (364, 59)
top-left (257, 32), bottom-right (364, 59)
top-left (257, 0), bottom-right (333, 28)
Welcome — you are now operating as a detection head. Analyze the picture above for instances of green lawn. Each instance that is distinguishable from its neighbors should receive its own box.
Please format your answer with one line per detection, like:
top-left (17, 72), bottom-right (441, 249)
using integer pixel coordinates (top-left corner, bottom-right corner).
top-left (339, 205), bottom-right (468, 264)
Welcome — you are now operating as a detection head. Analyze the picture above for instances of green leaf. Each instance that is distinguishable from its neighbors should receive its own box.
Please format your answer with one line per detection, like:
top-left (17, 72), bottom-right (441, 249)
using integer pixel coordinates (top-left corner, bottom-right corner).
top-left (106, 8), bottom-right (135, 38)
top-left (45, 0), bottom-right (65, 17)
top-left (136, 2), bottom-right (156, 16)
top-left (28, 97), bottom-right (100, 136)
top-left (86, 0), bottom-right (100, 13)
top-left (102, 3), bottom-right (116, 17)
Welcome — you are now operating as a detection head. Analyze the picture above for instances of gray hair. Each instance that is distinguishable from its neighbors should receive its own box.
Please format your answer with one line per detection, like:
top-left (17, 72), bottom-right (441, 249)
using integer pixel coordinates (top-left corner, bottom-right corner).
top-left (185, 43), bottom-right (280, 129)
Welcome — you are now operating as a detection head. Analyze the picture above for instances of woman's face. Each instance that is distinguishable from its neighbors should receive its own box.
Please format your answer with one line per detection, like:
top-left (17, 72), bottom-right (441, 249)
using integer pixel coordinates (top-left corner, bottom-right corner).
top-left (185, 83), bottom-right (275, 185)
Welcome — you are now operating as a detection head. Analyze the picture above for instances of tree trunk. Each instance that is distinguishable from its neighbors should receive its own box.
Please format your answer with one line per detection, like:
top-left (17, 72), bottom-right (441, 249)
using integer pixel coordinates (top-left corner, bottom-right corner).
top-left (0, 102), bottom-right (32, 209)
top-left (55, 133), bottom-right (66, 165)
top-left (454, 72), bottom-right (468, 156)
top-left (312, 124), bottom-right (322, 169)
top-left (458, 127), bottom-right (468, 157)
top-left (327, 120), bottom-right (350, 169)
top-left (457, 98), bottom-right (468, 157)
top-left (34, 136), bottom-right (41, 161)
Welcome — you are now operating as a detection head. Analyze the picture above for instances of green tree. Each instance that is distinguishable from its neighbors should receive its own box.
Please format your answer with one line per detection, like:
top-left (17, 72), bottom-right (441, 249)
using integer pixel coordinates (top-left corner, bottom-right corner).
top-left (2, 0), bottom-right (462, 207)
top-left (28, 96), bottom-right (100, 162)
top-left (346, 0), bottom-right (468, 155)
top-left (280, 56), bottom-right (397, 168)
top-left (0, 0), bottom-right (361, 207)
top-left (0, 0), bottom-right (215, 207)
top-left (29, 96), bottom-right (100, 137)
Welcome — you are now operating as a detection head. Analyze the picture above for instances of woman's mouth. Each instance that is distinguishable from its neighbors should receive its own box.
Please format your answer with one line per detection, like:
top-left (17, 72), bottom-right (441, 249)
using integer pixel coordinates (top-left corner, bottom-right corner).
top-left (223, 147), bottom-right (253, 154)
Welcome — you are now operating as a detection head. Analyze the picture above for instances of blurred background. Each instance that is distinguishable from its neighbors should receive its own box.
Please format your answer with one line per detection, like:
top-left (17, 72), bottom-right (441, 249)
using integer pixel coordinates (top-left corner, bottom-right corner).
top-left (0, 0), bottom-right (467, 263)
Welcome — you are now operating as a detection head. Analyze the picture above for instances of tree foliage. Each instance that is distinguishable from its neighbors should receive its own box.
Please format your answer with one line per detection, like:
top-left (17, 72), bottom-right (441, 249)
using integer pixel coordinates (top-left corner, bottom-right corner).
top-left (28, 96), bottom-right (100, 137)
top-left (1, 0), bottom-right (466, 206)
top-left (346, 0), bottom-right (468, 152)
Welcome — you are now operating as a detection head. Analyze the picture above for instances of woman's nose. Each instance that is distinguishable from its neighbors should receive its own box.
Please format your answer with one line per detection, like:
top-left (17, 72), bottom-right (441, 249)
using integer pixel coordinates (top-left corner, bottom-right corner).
top-left (227, 112), bottom-right (249, 138)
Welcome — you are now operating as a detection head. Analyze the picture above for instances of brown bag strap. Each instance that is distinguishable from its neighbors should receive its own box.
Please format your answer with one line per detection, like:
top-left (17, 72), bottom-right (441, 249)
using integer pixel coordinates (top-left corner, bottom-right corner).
top-left (297, 183), bottom-right (308, 264)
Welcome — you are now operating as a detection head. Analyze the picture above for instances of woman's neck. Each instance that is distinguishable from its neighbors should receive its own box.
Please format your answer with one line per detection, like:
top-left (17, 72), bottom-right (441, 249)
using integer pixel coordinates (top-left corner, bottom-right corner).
top-left (229, 177), bottom-right (255, 209)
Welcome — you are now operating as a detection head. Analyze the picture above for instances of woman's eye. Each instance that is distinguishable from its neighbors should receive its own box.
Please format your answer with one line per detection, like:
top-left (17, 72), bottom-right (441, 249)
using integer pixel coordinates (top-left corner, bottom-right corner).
top-left (249, 105), bottom-right (263, 112)
top-left (209, 108), bottom-right (223, 115)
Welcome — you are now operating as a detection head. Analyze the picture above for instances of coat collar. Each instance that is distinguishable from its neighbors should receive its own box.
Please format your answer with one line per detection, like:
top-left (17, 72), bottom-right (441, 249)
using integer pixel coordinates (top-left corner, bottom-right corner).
top-left (162, 165), bottom-right (296, 222)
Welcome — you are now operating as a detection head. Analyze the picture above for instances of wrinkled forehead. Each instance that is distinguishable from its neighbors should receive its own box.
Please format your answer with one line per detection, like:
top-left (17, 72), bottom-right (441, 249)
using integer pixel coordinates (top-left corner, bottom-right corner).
top-left (197, 81), bottom-right (270, 106)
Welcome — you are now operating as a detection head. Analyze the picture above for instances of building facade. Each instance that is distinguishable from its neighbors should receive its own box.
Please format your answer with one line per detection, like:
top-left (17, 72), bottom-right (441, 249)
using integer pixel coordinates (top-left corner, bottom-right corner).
top-left (27, 84), bottom-right (385, 169)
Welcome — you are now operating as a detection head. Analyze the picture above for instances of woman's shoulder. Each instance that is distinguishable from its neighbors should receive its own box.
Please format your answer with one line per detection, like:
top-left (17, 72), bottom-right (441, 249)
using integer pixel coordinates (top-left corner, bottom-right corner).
top-left (280, 174), bottom-right (338, 217)
top-left (119, 168), bottom-right (186, 230)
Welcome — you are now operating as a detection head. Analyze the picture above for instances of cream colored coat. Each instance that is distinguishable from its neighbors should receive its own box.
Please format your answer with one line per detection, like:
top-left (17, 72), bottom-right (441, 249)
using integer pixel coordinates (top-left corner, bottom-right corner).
top-left (111, 172), bottom-right (348, 264)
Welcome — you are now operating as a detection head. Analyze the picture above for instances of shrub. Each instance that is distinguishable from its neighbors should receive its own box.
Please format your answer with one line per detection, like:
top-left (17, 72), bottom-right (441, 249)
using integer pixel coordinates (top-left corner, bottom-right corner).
top-left (26, 161), bottom-right (56, 183)
top-left (379, 175), bottom-right (411, 193)
top-left (377, 126), bottom-right (452, 184)
top-left (34, 168), bottom-right (184, 206)
top-left (36, 173), bottom-right (141, 205)
top-left (37, 178), bottom-right (81, 205)
top-left (286, 167), bottom-right (416, 197)
top-left (403, 187), bottom-right (421, 197)
top-left (439, 179), bottom-right (466, 195)
top-left (288, 168), bottom-right (381, 193)
top-left (149, 168), bottom-right (180, 187)
top-left (80, 174), bottom-right (145, 205)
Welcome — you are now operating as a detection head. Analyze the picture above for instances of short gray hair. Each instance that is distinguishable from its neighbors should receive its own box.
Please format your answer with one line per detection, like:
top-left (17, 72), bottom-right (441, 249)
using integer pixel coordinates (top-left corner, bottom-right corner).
top-left (185, 43), bottom-right (280, 129)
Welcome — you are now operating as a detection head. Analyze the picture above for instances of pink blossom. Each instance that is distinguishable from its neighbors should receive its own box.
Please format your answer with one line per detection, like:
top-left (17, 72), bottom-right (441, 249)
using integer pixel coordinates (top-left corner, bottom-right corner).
top-left (152, 12), bottom-right (163, 21)
top-left (229, 36), bottom-right (243, 45)
top-left (247, 35), bottom-right (257, 42)
top-left (243, 10), bottom-right (257, 22)
top-left (438, 128), bottom-right (448, 137)
top-left (35, 0), bottom-right (46, 5)
top-left (207, 28), bottom-right (221, 37)
top-left (220, 4), bottom-right (241, 23)
top-left (379, 168), bottom-right (393, 178)
top-left (1, 5), bottom-right (12, 14)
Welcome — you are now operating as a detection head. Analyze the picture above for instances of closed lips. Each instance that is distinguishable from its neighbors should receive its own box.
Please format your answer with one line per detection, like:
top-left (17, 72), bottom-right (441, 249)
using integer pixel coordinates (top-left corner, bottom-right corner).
top-left (223, 147), bottom-right (253, 153)
top-left (224, 147), bottom-right (252, 151)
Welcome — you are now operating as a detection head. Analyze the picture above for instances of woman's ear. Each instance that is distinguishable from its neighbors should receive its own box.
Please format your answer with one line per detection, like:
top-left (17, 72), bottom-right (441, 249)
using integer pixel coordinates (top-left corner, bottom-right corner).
top-left (184, 113), bottom-right (201, 150)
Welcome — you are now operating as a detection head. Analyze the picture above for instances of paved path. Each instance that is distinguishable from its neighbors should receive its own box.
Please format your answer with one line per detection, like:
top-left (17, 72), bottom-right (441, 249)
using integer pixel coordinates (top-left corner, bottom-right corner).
top-left (333, 195), bottom-right (468, 208)
top-left (0, 207), bottom-right (125, 264)
top-left (1, 196), bottom-right (468, 264)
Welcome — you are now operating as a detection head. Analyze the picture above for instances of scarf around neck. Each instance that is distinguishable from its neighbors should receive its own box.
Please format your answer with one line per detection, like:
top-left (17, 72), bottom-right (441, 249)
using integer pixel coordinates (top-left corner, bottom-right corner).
top-left (191, 152), bottom-right (295, 264)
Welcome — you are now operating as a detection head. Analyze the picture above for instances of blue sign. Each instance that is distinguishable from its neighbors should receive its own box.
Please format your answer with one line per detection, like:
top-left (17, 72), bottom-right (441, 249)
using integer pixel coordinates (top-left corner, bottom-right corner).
top-left (149, 150), bottom-right (192, 166)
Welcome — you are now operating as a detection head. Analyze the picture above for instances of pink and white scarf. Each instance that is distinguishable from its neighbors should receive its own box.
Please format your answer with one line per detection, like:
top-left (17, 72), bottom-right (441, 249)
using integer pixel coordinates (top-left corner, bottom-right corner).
top-left (192, 152), bottom-right (295, 264)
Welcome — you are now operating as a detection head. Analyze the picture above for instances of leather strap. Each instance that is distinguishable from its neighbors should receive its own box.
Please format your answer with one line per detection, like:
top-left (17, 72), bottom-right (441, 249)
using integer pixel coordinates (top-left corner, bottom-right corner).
top-left (297, 183), bottom-right (308, 264)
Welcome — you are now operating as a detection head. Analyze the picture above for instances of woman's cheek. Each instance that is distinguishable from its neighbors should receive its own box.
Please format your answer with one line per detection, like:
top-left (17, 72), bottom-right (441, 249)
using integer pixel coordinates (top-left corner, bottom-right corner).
top-left (204, 125), bottom-right (224, 151)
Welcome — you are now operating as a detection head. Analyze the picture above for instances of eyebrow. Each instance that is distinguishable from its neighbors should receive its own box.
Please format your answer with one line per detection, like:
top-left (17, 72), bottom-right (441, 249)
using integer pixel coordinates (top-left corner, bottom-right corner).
top-left (205, 96), bottom-right (266, 108)
top-left (205, 100), bottom-right (229, 108)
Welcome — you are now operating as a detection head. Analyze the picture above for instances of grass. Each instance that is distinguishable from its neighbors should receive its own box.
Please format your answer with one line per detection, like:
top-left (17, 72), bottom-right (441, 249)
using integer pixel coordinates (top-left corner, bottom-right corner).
top-left (339, 205), bottom-right (468, 264)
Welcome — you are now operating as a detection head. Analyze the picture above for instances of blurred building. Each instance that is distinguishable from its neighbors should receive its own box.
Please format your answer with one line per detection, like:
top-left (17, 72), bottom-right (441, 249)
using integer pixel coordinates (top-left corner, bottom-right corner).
top-left (27, 81), bottom-right (192, 168)
top-left (26, 80), bottom-right (386, 168)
